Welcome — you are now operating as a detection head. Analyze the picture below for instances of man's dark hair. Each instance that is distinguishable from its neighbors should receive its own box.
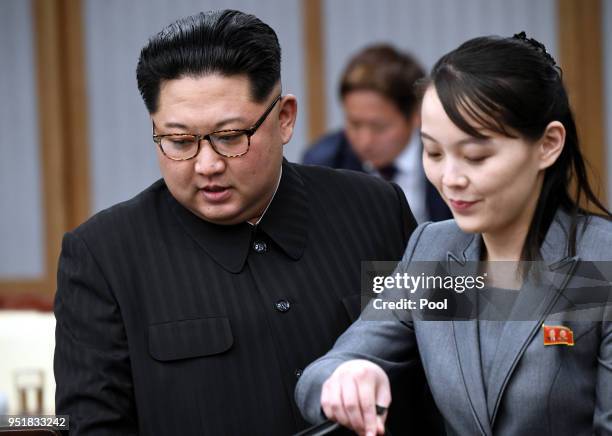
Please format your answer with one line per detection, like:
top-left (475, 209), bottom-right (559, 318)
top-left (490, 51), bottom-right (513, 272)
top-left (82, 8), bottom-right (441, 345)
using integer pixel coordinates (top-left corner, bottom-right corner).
top-left (136, 9), bottom-right (281, 113)
top-left (339, 44), bottom-right (425, 119)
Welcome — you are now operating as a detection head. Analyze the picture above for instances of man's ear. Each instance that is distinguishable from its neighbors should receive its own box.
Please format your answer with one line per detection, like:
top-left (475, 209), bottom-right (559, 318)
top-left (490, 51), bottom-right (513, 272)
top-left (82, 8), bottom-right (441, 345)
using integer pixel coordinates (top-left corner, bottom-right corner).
top-left (538, 121), bottom-right (565, 170)
top-left (277, 95), bottom-right (298, 145)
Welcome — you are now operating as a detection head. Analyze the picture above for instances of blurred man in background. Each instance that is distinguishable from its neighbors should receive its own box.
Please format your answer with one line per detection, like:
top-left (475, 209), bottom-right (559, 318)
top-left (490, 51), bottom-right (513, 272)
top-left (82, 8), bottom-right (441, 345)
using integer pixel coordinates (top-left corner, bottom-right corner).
top-left (304, 44), bottom-right (451, 223)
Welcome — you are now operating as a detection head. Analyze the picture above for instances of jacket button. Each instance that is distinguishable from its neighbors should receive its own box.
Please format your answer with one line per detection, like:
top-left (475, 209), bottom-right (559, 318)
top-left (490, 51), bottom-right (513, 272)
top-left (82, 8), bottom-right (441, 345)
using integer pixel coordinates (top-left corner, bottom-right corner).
top-left (275, 299), bottom-right (291, 313)
top-left (253, 241), bottom-right (267, 253)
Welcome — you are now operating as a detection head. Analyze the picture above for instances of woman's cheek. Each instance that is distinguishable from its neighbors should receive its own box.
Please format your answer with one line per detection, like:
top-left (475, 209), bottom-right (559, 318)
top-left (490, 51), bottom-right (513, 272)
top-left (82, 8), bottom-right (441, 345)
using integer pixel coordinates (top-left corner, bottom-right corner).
top-left (423, 158), bottom-right (442, 189)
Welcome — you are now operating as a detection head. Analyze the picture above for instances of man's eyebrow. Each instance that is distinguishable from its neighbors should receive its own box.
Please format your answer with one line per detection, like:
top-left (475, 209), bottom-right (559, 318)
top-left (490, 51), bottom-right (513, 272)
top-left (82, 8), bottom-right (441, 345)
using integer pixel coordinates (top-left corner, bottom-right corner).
top-left (420, 131), bottom-right (490, 146)
top-left (212, 117), bottom-right (247, 130)
top-left (160, 117), bottom-right (247, 132)
top-left (161, 122), bottom-right (190, 130)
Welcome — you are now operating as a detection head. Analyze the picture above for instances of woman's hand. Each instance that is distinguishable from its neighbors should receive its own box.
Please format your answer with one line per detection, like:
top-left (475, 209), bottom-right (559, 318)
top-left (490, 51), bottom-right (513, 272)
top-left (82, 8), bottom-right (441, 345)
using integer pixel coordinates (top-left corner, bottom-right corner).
top-left (320, 359), bottom-right (391, 436)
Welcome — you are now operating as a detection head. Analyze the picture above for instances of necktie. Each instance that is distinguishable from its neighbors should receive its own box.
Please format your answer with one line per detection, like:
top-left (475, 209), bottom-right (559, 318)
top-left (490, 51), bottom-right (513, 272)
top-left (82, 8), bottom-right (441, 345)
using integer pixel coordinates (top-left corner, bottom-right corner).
top-left (378, 164), bottom-right (397, 181)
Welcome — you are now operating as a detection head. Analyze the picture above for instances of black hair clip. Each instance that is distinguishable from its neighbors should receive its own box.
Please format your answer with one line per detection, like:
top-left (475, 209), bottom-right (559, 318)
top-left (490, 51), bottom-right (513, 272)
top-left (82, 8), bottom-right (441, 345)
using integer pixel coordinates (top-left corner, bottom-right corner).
top-left (512, 31), bottom-right (557, 67)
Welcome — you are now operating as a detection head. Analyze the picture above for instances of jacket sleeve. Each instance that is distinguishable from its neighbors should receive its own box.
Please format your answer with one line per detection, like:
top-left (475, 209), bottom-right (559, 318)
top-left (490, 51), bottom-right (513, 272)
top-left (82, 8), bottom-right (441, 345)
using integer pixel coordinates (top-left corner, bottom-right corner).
top-left (294, 222), bottom-right (431, 424)
top-left (594, 315), bottom-right (612, 433)
top-left (54, 231), bottom-right (137, 435)
top-left (390, 181), bottom-right (417, 247)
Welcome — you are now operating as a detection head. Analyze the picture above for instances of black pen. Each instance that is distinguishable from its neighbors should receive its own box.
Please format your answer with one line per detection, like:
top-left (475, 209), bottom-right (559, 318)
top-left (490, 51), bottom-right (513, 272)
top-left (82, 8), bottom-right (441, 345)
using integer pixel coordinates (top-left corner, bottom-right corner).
top-left (293, 405), bottom-right (389, 436)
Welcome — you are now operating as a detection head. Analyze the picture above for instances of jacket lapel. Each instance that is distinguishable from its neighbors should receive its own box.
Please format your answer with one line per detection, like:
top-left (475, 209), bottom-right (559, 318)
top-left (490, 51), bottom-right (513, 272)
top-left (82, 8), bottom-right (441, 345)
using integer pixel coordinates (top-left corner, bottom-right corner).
top-left (445, 210), bottom-right (581, 432)
top-left (451, 320), bottom-right (493, 436)
top-left (448, 234), bottom-right (493, 436)
top-left (484, 212), bottom-right (579, 425)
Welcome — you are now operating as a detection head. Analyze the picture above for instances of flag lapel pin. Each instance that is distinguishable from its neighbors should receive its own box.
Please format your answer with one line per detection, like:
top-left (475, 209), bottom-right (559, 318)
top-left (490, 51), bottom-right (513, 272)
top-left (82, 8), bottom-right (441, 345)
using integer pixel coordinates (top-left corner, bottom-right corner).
top-left (543, 324), bottom-right (574, 346)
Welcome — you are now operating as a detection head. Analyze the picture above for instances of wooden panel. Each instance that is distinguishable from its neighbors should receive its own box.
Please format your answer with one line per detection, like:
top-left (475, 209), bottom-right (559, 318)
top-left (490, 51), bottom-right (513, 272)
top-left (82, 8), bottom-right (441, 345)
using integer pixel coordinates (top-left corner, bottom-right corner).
top-left (0, 0), bottom-right (90, 299)
top-left (558, 0), bottom-right (606, 204)
top-left (60, 0), bottom-right (91, 229)
top-left (303, 0), bottom-right (327, 143)
top-left (0, 0), bottom-right (45, 280)
top-left (0, 0), bottom-right (66, 297)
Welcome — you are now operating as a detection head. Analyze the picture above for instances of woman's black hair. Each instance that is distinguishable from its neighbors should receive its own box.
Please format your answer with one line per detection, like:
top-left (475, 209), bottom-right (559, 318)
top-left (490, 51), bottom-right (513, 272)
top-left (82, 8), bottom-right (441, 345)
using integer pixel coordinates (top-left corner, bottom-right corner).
top-left (427, 33), bottom-right (610, 260)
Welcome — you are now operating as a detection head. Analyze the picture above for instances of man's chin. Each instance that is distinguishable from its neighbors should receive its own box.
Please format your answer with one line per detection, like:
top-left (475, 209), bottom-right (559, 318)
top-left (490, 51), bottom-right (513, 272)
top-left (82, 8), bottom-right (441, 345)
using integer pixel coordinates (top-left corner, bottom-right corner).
top-left (364, 159), bottom-right (393, 171)
top-left (190, 204), bottom-right (244, 226)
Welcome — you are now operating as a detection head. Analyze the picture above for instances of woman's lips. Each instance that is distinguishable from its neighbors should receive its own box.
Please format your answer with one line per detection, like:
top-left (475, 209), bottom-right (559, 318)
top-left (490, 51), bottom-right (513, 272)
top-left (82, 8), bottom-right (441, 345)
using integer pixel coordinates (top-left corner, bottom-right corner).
top-left (200, 186), bottom-right (231, 203)
top-left (449, 199), bottom-right (480, 212)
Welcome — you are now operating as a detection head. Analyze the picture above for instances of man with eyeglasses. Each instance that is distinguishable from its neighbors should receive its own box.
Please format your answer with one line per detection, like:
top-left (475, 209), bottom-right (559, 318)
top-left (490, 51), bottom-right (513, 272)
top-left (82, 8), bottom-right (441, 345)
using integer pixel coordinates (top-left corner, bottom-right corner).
top-left (54, 9), bottom-right (432, 436)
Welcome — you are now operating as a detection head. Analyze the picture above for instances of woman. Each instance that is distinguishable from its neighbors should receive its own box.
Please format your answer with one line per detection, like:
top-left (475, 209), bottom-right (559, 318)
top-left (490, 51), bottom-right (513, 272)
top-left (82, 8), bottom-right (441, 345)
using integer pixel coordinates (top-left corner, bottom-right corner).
top-left (295, 33), bottom-right (612, 436)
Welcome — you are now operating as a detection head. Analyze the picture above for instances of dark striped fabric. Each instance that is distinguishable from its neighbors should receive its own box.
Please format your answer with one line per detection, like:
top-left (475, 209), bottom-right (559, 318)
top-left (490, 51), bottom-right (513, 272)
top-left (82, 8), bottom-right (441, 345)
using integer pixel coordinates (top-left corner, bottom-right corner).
top-left (54, 160), bottom-right (428, 435)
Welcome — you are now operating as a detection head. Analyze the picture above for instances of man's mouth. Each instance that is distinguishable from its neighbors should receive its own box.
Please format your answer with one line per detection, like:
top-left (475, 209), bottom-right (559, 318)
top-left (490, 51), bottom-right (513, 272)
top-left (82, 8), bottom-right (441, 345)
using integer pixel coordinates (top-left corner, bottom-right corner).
top-left (203, 185), bottom-right (227, 192)
top-left (200, 185), bottom-right (231, 202)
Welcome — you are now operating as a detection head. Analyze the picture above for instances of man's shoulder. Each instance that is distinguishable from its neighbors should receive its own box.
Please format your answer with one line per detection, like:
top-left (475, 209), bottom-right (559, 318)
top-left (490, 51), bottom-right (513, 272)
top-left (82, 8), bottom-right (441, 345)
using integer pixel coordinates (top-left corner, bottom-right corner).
top-left (289, 162), bottom-right (412, 233)
top-left (72, 179), bottom-right (167, 238)
top-left (307, 130), bottom-right (346, 150)
top-left (288, 161), bottom-right (413, 246)
top-left (302, 130), bottom-right (347, 166)
top-left (292, 161), bottom-right (399, 199)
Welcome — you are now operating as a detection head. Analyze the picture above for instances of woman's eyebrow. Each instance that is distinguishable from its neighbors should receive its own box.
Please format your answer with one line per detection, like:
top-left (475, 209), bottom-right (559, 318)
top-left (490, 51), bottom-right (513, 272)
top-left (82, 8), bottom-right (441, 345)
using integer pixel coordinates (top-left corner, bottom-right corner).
top-left (421, 131), bottom-right (490, 146)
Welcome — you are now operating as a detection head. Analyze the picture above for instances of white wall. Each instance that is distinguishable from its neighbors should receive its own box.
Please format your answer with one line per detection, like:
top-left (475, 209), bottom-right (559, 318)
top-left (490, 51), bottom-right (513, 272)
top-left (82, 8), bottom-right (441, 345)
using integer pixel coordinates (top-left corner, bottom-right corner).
top-left (322, 0), bottom-right (558, 134)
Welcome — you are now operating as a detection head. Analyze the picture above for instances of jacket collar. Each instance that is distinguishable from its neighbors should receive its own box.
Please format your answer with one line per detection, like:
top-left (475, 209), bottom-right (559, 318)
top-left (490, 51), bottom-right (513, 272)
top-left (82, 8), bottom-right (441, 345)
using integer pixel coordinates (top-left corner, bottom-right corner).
top-left (448, 208), bottom-right (575, 265)
top-left (257, 160), bottom-right (309, 261)
top-left (166, 159), bottom-right (309, 273)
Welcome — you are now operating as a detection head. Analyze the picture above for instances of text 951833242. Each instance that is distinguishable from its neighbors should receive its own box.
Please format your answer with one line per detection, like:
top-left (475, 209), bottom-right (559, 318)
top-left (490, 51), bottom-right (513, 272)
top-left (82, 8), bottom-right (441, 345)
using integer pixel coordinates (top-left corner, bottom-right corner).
top-left (0, 415), bottom-right (69, 430)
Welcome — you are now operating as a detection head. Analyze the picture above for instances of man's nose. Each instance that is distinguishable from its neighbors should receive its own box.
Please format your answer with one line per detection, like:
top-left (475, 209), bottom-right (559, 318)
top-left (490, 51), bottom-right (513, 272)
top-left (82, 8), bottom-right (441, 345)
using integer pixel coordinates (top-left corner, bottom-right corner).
top-left (194, 140), bottom-right (226, 176)
top-left (355, 128), bottom-right (377, 151)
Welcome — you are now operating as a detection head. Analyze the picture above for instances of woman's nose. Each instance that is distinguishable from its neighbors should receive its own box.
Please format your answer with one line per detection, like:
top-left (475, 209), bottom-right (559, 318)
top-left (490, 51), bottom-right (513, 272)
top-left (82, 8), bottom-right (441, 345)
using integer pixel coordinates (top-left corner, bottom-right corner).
top-left (441, 162), bottom-right (468, 189)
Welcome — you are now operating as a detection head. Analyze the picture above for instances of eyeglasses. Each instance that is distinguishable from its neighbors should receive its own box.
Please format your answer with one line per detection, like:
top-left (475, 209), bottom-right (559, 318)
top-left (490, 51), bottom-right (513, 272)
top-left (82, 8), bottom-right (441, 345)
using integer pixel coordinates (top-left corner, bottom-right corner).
top-left (153, 94), bottom-right (282, 160)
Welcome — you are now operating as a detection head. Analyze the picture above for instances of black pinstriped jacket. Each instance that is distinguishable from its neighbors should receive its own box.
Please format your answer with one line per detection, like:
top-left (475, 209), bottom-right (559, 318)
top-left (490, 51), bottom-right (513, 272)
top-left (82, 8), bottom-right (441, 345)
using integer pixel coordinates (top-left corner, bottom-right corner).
top-left (54, 160), bottom-right (432, 435)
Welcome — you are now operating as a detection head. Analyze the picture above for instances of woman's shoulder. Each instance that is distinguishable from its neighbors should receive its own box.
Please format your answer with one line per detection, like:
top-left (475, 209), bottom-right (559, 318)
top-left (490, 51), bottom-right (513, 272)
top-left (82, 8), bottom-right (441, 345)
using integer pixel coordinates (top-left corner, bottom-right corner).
top-left (416, 219), bottom-right (464, 237)
top-left (576, 214), bottom-right (612, 259)
top-left (404, 219), bottom-right (474, 262)
top-left (580, 213), bottom-right (612, 232)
